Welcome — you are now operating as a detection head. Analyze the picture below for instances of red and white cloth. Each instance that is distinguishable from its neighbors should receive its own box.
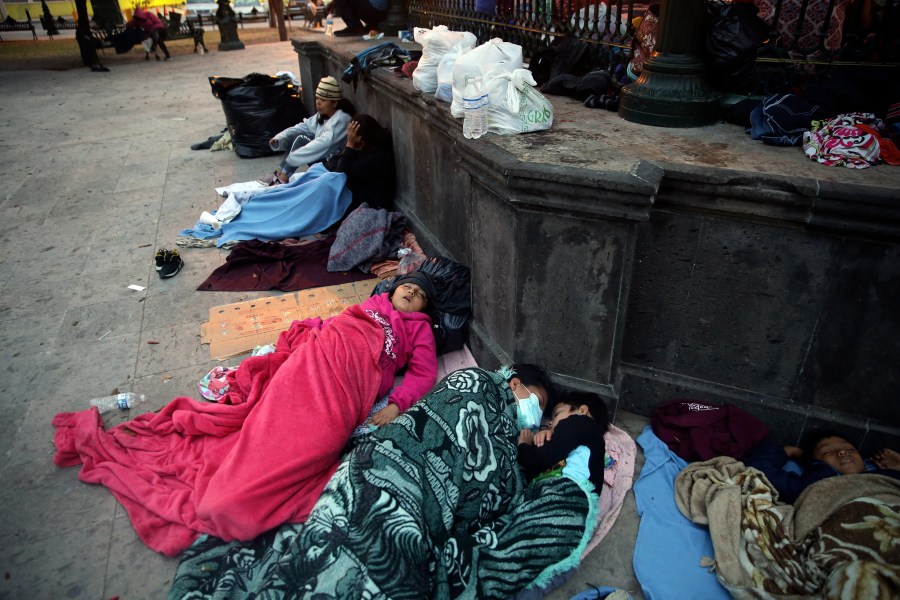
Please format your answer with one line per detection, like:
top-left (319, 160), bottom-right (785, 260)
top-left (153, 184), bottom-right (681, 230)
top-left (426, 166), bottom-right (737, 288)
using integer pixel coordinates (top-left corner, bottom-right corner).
top-left (802, 112), bottom-right (900, 169)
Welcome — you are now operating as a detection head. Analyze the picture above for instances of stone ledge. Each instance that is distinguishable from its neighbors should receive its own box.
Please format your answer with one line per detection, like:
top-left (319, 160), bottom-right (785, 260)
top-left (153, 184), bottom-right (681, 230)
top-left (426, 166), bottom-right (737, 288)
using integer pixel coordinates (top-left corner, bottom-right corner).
top-left (293, 33), bottom-right (900, 238)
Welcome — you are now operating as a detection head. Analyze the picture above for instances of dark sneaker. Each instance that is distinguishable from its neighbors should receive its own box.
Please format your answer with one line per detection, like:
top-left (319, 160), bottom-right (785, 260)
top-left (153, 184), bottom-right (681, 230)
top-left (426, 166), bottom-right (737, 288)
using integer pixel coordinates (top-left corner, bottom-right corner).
top-left (155, 249), bottom-right (184, 279)
top-left (334, 26), bottom-right (367, 37)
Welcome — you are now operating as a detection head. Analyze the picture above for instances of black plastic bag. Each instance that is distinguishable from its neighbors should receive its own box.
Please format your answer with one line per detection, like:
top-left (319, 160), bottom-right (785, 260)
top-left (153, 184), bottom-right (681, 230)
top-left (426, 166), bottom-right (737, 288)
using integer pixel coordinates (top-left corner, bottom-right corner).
top-left (371, 256), bottom-right (472, 355)
top-left (703, 1), bottom-right (769, 94)
top-left (209, 73), bottom-right (308, 159)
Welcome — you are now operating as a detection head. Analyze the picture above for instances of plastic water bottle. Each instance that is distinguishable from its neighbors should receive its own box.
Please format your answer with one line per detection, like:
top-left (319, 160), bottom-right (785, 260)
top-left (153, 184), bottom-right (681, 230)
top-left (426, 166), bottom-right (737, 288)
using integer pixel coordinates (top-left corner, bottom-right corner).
top-left (462, 77), bottom-right (488, 140)
top-left (325, 18), bottom-right (334, 36)
top-left (89, 392), bottom-right (146, 414)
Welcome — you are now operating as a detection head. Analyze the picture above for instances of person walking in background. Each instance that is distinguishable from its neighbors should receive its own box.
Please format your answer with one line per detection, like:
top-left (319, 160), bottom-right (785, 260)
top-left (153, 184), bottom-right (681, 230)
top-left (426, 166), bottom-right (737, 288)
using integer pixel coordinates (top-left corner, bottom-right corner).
top-left (129, 6), bottom-right (171, 61)
top-left (330, 0), bottom-right (388, 36)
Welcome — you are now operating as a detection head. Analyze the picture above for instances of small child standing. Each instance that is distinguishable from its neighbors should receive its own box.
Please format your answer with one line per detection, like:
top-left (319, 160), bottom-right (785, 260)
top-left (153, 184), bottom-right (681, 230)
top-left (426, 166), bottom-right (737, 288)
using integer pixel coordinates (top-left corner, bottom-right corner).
top-left (517, 391), bottom-right (609, 493)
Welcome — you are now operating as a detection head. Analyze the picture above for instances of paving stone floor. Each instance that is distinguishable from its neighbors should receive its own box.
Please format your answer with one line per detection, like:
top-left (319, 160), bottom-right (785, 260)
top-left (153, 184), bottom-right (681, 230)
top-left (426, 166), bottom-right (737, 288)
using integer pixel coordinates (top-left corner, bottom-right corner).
top-left (0, 40), bottom-right (653, 599)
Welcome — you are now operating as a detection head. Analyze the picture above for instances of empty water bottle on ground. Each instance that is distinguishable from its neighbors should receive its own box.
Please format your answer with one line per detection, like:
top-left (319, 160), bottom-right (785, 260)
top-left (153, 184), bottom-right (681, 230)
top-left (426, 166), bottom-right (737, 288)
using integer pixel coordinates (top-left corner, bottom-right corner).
top-left (462, 77), bottom-right (488, 140)
top-left (325, 18), bottom-right (334, 36)
top-left (89, 392), bottom-right (146, 414)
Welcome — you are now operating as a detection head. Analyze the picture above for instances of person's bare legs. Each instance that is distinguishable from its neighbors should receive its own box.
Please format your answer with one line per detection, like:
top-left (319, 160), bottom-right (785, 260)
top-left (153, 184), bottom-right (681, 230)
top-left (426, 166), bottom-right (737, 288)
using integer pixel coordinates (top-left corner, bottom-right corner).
top-left (872, 448), bottom-right (900, 470)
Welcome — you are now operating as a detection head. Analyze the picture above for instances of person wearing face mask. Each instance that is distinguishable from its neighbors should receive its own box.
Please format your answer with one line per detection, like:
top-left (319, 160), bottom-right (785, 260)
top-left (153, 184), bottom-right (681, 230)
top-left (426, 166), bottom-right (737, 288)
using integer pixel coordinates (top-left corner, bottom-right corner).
top-left (517, 391), bottom-right (610, 493)
top-left (746, 430), bottom-right (900, 504)
top-left (259, 76), bottom-right (356, 186)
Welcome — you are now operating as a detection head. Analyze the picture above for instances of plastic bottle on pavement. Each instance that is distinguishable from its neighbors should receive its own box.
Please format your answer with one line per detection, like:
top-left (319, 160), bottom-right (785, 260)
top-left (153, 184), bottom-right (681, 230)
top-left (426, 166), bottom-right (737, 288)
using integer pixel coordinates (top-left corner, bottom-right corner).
top-left (462, 77), bottom-right (488, 140)
top-left (89, 392), bottom-right (146, 414)
top-left (325, 18), bottom-right (334, 36)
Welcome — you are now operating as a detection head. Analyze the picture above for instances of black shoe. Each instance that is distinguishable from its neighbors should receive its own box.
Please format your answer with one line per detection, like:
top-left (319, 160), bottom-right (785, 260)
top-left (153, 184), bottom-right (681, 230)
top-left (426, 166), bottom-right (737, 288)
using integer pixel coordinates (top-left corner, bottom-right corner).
top-left (155, 248), bottom-right (184, 279)
top-left (334, 26), bottom-right (366, 37)
top-left (164, 55), bottom-right (171, 61)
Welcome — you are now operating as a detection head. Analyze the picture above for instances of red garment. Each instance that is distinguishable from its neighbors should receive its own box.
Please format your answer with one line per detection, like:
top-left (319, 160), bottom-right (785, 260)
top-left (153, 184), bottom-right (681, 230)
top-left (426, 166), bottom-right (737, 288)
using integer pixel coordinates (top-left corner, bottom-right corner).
top-left (650, 398), bottom-right (769, 462)
top-left (130, 8), bottom-right (164, 33)
top-left (52, 304), bottom-right (385, 556)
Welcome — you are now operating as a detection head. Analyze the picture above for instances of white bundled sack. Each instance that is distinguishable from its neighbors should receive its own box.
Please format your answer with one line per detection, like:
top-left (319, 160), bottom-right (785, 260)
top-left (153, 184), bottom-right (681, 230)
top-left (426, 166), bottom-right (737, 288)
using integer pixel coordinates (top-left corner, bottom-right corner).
top-left (483, 68), bottom-right (554, 135)
top-left (450, 38), bottom-right (523, 117)
top-left (435, 43), bottom-right (465, 103)
top-left (412, 26), bottom-right (477, 94)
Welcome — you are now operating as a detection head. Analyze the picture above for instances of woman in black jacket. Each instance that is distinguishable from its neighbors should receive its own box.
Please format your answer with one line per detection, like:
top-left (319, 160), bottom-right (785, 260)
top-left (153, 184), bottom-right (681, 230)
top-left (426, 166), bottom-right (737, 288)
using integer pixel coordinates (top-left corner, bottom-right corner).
top-left (324, 113), bottom-right (396, 214)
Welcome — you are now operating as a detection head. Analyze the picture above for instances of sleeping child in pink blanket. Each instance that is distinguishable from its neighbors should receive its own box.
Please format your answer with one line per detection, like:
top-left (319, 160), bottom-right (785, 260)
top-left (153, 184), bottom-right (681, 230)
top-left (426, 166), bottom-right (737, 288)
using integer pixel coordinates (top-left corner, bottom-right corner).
top-left (52, 272), bottom-right (439, 556)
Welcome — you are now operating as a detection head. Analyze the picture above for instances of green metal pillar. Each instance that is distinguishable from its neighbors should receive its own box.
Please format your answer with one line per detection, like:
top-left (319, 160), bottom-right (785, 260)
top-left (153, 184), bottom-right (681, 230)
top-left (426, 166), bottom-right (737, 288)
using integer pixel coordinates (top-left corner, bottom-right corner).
top-left (619, 0), bottom-right (720, 127)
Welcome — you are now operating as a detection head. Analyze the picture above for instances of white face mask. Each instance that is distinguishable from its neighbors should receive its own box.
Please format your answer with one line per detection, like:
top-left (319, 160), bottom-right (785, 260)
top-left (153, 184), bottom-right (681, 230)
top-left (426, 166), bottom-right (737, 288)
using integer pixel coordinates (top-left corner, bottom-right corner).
top-left (515, 384), bottom-right (543, 431)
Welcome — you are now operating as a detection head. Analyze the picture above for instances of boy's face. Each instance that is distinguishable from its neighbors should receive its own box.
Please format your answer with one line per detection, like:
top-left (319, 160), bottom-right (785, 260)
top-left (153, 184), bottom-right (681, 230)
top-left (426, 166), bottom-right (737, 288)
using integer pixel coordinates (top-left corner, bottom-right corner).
top-left (548, 403), bottom-right (588, 431)
top-left (315, 97), bottom-right (339, 116)
top-left (813, 436), bottom-right (866, 474)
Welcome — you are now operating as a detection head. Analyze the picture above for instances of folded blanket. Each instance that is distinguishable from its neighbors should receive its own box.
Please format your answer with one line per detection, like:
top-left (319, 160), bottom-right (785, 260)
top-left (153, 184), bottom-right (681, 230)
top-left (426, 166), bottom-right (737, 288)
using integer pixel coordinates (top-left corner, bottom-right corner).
top-left (53, 305), bottom-right (384, 556)
top-left (675, 458), bottom-right (900, 599)
top-left (170, 368), bottom-right (597, 598)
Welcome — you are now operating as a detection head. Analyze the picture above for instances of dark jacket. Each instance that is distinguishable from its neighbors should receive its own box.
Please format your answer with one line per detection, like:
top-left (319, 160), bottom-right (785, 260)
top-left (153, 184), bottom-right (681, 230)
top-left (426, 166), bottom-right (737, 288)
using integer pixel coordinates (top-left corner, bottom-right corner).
top-left (518, 415), bottom-right (606, 492)
top-left (746, 440), bottom-right (900, 504)
top-left (324, 144), bottom-right (395, 213)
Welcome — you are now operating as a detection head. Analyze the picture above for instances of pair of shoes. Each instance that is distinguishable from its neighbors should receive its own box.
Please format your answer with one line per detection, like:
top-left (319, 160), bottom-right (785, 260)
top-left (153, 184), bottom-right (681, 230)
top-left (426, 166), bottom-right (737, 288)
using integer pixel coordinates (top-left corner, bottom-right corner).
top-left (334, 26), bottom-right (367, 37)
top-left (154, 248), bottom-right (184, 278)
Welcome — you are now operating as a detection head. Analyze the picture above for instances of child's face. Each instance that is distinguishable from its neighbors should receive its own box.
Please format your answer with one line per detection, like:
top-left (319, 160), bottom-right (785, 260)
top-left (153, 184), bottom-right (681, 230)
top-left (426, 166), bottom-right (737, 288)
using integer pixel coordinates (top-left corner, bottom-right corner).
top-left (813, 436), bottom-right (866, 474)
top-left (548, 403), bottom-right (588, 431)
top-left (391, 283), bottom-right (428, 313)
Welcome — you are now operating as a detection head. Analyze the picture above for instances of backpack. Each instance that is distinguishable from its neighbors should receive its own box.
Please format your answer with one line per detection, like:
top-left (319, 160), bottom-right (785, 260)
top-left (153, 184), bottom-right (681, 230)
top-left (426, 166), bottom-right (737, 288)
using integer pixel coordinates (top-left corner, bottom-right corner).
top-left (342, 42), bottom-right (413, 89)
top-left (650, 398), bottom-right (769, 462)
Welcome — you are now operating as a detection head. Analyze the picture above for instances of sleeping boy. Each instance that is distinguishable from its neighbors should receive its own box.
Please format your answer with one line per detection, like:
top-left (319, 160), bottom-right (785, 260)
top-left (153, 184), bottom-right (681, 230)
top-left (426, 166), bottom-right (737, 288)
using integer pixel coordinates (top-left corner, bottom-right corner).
top-left (517, 391), bottom-right (609, 493)
top-left (746, 430), bottom-right (900, 504)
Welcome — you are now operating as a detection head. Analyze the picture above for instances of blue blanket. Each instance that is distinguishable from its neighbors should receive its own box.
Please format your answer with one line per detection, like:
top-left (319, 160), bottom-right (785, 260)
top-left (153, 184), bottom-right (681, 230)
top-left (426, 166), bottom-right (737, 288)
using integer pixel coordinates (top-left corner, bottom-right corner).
top-left (179, 164), bottom-right (351, 247)
top-left (632, 426), bottom-right (729, 600)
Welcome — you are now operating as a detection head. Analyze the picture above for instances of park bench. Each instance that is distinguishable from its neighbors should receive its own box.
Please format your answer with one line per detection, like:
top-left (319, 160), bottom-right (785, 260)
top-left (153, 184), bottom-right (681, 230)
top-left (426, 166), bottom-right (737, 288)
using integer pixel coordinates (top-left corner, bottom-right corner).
top-left (0, 16), bottom-right (38, 41)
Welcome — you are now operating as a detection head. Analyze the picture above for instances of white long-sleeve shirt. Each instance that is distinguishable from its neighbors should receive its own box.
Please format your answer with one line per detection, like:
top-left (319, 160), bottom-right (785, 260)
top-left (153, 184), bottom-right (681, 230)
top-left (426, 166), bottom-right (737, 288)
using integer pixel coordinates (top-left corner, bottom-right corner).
top-left (270, 109), bottom-right (351, 169)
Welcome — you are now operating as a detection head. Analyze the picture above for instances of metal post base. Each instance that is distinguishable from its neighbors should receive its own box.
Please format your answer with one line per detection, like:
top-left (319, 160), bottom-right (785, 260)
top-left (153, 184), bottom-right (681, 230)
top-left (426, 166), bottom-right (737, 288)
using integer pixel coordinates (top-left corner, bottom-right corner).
top-left (620, 55), bottom-right (721, 128)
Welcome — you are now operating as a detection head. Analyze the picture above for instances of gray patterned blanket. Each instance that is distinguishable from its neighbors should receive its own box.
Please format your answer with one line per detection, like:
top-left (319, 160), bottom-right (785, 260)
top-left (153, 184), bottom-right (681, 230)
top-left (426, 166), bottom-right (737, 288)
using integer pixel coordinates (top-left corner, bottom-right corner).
top-left (170, 368), bottom-right (598, 599)
top-left (675, 457), bottom-right (900, 599)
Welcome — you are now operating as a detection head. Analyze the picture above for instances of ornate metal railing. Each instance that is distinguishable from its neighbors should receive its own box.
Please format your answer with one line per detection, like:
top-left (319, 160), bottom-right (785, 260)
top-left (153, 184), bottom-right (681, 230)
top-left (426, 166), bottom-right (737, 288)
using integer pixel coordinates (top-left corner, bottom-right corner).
top-left (407, 0), bottom-right (899, 72)
top-left (408, 0), bottom-right (645, 72)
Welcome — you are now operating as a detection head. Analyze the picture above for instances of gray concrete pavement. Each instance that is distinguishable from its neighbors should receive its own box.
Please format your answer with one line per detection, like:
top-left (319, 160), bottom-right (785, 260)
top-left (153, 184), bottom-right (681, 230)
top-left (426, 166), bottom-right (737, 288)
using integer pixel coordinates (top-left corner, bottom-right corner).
top-left (0, 40), bottom-right (650, 599)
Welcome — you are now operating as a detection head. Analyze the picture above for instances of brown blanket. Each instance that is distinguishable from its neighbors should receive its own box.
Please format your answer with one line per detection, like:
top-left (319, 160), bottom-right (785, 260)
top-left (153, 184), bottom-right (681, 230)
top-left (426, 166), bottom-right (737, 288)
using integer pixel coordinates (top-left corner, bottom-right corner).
top-left (675, 457), bottom-right (900, 599)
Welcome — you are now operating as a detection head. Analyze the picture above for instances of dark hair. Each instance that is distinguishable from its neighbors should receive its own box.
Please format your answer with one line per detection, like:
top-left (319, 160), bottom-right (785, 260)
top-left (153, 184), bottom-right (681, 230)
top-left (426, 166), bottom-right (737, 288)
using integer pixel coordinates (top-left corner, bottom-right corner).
top-left (336, 98), bottom-right (356, 116)
top-left (352, 113), bottom-right (391, 149)
top-left (555, 391), bottom-right (610, 435)
top-left (799, 429), bottom-right (855, 465)
top-left (508, 363), bottom-right (554, 410)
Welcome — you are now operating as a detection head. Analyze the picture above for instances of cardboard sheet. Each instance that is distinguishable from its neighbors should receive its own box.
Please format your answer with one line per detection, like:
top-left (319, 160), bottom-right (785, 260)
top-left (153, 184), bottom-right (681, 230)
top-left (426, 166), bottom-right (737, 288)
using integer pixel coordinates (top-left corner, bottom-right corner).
top-left (200, 279), bottom-right (380, 360)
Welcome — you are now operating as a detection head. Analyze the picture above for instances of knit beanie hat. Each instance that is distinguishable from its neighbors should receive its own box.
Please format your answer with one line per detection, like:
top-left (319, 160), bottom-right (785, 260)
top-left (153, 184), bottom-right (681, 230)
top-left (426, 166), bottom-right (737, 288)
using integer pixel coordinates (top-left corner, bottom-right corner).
top-left (316, 76), bottom-right (342, 100)
top-left (392, 271), bottom-right (437, 305)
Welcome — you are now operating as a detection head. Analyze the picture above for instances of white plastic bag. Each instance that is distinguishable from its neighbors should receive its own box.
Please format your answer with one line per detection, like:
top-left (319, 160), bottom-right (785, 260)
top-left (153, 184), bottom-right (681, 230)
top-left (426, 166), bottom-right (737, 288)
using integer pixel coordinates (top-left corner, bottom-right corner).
top-left (450, 39), bottom-right (523, 117)
top-left (412, 26), bottom-right (477, 94)
top-left (483, 68), bottom-right (554, 135)
top-left (435, 43), bottom-right (465, 103)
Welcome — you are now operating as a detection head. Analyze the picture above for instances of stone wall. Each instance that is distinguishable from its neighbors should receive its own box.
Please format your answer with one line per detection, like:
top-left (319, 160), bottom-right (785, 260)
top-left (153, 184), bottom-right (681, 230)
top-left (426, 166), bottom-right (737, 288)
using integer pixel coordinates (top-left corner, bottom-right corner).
top-left (293, 39), bottom-right (900, 452)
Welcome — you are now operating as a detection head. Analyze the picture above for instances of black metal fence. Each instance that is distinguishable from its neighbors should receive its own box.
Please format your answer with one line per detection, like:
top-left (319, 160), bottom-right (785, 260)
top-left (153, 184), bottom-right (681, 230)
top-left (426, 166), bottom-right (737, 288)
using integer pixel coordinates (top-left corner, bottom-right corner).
top-left (407, 0), bottom-right (899, 72)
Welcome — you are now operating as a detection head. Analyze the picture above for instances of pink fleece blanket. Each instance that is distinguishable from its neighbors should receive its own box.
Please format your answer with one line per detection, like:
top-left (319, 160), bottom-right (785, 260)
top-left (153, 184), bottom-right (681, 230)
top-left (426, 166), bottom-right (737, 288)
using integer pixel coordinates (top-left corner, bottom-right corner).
top-left (52, 305), bottom-right (384, 557)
